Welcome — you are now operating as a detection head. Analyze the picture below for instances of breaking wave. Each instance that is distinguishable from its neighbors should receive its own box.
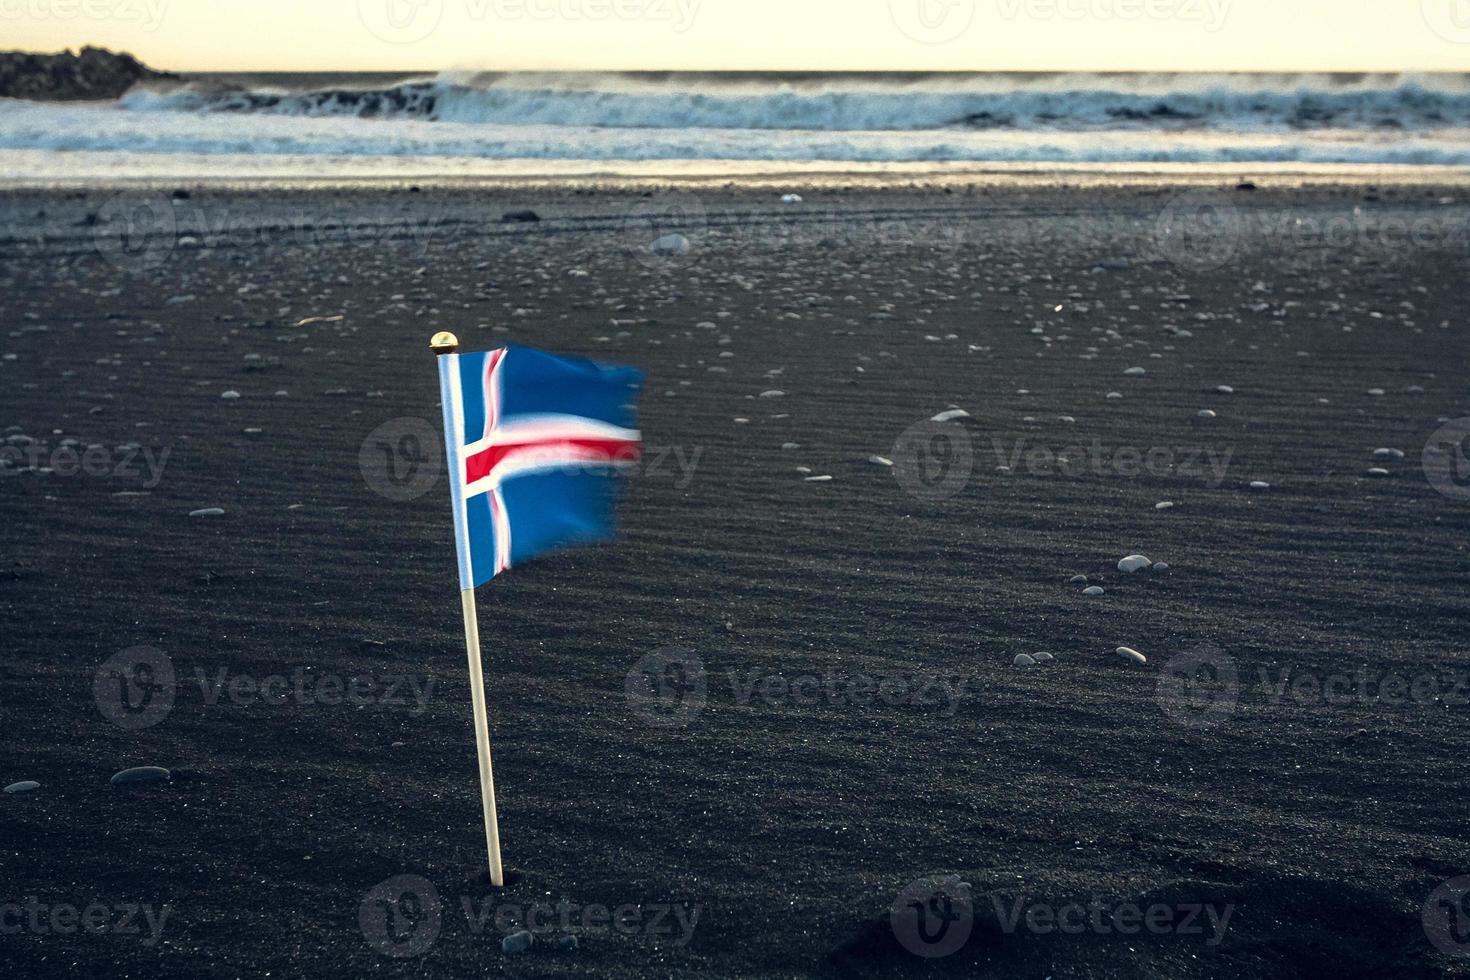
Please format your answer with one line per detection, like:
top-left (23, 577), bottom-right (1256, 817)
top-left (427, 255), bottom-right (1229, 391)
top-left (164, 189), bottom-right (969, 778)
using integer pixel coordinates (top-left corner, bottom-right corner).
top-left (114, 72), bottom-right (1470, 133)
top-left (4, 72), bottom-right (1470, 172)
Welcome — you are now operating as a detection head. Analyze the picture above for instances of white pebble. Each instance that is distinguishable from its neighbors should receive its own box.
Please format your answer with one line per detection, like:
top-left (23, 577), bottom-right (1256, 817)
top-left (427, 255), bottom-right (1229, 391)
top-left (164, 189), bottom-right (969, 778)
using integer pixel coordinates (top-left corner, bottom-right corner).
top-left (651, 233), bottom-right (690, 255)
top-left (1155, 501), bottom-right (1174, 510)
top-left (1118, 555), bottom-right (1153, 573)
top-left (4, 781), bottom-right (40, 794)
top-left (1117, 647), bottom-right (1147, 665)
top-left (189, 507), bottom-right (226, 517)
top-left (1249, 481), bottom-right (1271, 490)
top-left (1013, 653), bottom-right (1038, 668)
top-left (931, 409), bottom-right (970, 422)
top-left (1082, 586), bottom-right (1105, 596)
top-left (867, 456), bottom-right (893, 467)
top-left (110, 766), bottom-right (170, 785)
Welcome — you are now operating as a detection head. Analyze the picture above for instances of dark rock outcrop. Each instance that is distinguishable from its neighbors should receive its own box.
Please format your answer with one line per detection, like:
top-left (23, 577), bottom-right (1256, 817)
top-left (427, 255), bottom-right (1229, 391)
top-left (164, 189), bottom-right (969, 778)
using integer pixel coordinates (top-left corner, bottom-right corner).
top-left (0, 46), bottom-right (177, 101)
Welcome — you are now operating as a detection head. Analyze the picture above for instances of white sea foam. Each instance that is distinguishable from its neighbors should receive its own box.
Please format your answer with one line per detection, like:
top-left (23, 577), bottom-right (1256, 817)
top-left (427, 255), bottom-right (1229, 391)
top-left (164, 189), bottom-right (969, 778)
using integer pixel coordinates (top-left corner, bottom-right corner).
top-left (113, 72), bottom-right (1470, 133)
top-left (4, 72), bottom-right (1470, 174)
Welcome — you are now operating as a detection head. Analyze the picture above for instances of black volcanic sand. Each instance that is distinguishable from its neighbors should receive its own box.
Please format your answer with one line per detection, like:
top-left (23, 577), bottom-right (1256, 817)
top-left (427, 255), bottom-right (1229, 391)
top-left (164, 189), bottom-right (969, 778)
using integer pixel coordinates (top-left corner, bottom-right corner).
top-left (2, 179), bottom-right (1469, 979)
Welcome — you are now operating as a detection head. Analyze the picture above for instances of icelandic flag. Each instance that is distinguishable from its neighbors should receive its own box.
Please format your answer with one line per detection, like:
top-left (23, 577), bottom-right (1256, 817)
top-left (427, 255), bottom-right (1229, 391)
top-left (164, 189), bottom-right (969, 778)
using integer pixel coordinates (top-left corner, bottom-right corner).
top-left (438, 345), bottom-right (643, 588)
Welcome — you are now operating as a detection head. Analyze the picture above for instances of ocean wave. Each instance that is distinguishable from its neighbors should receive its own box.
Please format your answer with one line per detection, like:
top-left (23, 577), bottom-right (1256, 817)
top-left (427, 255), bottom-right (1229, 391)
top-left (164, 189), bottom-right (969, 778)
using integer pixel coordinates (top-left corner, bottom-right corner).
top-left (5, 98), bottom-right (1470, 166)
top-left (115, 72), bottom-right (1470, 133)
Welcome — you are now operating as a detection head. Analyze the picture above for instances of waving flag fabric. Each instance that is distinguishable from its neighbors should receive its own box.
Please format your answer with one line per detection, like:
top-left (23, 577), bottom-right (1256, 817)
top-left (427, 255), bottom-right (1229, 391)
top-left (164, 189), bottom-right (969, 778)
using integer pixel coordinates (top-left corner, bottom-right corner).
top-left (439, 345), bottom-right (643, 588)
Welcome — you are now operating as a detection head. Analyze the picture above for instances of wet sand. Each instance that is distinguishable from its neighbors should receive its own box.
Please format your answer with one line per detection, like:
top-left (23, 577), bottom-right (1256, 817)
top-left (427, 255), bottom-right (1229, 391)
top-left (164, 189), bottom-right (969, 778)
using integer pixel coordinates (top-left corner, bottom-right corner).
top-left (2, 178), bottom-right (1469, 978)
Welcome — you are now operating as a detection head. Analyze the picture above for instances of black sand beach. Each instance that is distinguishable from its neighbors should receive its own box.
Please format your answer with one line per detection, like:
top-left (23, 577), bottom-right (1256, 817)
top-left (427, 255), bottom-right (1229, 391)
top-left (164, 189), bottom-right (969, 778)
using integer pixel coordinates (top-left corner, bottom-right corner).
top-left (2, 178), bottom-right (1469, 978)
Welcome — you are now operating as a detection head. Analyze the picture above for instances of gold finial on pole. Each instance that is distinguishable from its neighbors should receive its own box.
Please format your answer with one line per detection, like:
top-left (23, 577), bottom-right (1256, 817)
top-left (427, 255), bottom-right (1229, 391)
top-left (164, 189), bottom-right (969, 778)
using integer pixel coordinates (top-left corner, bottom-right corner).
top-left (431, 331), bottom-right (460, 355)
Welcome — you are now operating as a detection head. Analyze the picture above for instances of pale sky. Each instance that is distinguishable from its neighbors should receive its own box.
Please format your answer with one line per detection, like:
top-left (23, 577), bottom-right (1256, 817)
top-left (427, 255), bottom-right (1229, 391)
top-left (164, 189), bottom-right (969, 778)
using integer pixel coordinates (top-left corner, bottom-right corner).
top-left (3, 0), bottom-right (1468, 72)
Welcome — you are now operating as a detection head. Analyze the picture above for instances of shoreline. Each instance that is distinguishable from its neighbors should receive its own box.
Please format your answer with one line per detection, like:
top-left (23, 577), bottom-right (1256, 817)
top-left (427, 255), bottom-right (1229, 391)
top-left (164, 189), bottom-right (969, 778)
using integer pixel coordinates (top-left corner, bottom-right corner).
top-left (5, 157), bottom-right (1470, 192)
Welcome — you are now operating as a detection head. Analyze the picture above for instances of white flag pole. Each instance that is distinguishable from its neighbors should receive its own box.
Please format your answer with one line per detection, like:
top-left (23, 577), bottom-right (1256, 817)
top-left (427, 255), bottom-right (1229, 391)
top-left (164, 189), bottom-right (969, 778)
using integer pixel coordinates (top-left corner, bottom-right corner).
top-left (432, 331), bottom-right (506, 887)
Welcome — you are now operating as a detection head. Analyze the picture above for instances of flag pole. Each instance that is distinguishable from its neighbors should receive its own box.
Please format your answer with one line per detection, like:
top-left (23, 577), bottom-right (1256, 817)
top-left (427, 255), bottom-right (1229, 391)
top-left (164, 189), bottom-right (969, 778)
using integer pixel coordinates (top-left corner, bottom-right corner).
top-left (432, 330), bottom-right (506, 888)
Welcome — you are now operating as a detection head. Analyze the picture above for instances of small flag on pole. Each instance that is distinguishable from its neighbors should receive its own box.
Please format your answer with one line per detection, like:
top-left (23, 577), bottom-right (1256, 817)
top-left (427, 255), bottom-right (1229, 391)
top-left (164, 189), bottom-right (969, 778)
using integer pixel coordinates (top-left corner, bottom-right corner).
top-left (431, 333), bottom-right (644, 885)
